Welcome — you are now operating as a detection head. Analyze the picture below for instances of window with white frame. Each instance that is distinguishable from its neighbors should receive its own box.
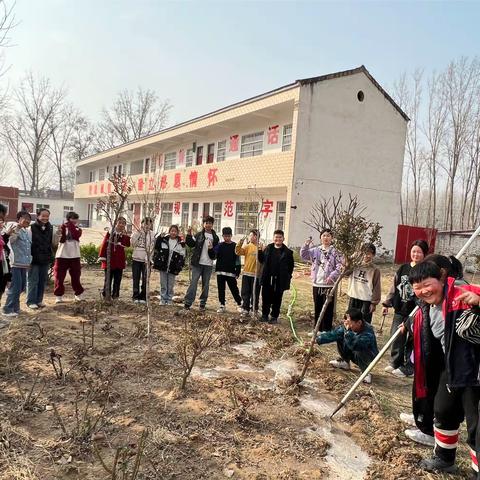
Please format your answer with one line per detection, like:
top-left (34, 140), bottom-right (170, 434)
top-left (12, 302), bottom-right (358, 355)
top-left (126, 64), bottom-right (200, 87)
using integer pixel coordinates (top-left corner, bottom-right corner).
top-left (275, 201), bottom-right (287, 232)
top-left (98, 168), bottom-right (106, 181)
top-left (164, 152), bottom-right (176, 170)
top-left (130, 160), bottom-right (143, 175)
top-left (160, 202), bottom-right (173, 226)
top-left (89, 170), bottom-right (96, 182)
top-left (181, 202), bottom-right (189, 228)
top-left (282, 124), bottom-right (292, 152)
top-left (150, 157), bottom-right (156, 173)
top-left (144, 158), bottom-right (150, 174)
top-left (63, 205), bottom-right (74, 217)
top-left (216, 140), bottom-right (227, 162)
top-left (36, 203), bottom-right (50, 211)
top-left (235, 202), bottom-right (258, 235)
top-left (186, 148), bottom-right (193, 168)
top-left (213, 202), bottom-right (222, 230)
top-left (240, 132), bottom-right (264, 158)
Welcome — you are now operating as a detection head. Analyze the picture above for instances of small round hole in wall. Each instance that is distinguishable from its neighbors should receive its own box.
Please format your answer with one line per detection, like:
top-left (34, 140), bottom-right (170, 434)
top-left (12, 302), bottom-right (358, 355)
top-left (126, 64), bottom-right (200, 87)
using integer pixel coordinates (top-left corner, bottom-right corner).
top-left (357, 90), bottom-right (365, 102)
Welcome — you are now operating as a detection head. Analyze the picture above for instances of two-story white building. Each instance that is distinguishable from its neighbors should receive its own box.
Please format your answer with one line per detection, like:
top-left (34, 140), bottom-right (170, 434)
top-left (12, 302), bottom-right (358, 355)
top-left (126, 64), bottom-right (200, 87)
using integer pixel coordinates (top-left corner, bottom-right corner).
top-left (74, 66), bottom-right (408, 251)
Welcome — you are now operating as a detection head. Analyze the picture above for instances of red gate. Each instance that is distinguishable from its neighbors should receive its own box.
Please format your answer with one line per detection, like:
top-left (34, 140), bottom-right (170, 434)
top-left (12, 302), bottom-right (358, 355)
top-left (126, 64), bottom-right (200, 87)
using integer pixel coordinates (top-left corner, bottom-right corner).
top-left (394, 224), bottom-right (437, 264)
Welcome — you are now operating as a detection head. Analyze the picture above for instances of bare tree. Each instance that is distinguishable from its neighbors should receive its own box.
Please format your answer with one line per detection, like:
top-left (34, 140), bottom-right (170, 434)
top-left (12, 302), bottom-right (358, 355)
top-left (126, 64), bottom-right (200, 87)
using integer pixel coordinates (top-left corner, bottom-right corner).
top-left (1, 73), bottom-right (66, 194)
top-left (393, 69), bottom-right (425, 225)
top-left (0, 0), bottom-right (16, 106)
top-left (441, 57), bottom-right (479, 230)
top-left (96, 87), bottom-right (171, 150)
top-left (421, 71), bottom-right (447, 228)
top-left (46, 104), bottom-right (80, 196)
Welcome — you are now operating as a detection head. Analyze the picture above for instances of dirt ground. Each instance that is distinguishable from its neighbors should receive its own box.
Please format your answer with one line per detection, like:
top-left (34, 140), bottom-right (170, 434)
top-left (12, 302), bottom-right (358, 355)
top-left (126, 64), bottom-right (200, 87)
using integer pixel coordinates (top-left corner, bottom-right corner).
top-left (0, 263), bottom-right (473, 479)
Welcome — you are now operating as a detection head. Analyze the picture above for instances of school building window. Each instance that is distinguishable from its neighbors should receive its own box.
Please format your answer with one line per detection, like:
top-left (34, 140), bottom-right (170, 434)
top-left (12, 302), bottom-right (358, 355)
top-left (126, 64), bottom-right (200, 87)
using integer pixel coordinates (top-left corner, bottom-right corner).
top-left (202, 202), bottom-right (210, 219)
top-left (186, 148), bottom-right (194, 167)
top-left (275, 201), bottom-right (287, 231)
top-left (160, 202), bottom-right (173, 226)
top-left (130, 160), bottom-right (143, 175)
top-left (63, 205), bottom-right (74, 217)
top-left (36, 203), bottom-right (50, 211)
top-left (164, 152), bottom-right (176, 170)
top-left (216, 140), bottom-right (226, 162)
top-left (192, 203), bottom-right (199, 224)
top-left (144, 158), bottom-right (150, 173)
top-left (282, 124), bottom-right (292, 152)
top-left (89, 170), bottom-right (96, 182)
top-left (235, 202), bottom-right (259, 235)
top-left (181, 202), bottom-right (189, 228)
top-left (213, 202), bottom-right (222, 230)
top-left (240, 131), bottom-right (264, 158)
top-left (98, 168), bottom-right (106, 181)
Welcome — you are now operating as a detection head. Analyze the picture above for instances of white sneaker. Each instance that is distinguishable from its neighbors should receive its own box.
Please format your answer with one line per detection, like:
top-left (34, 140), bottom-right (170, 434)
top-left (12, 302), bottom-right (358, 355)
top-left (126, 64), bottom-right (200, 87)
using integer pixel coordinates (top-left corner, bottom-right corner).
top-left (329, 359), bottom-right (351, 370)
top-left (137, 300), bottom-right (147, 305)
top-left (391, 368), bottom-right (406, 378)
top-left (2, 311), bottom-right (18, 318)
top-left (236, 305), bottom-right (243, 313)
top-left (404, 428), bottom-right (435, 447)
top-left (216, 305), bottom-right (226, 313)
top-left (55, 296), bottom-right (64, 304)
top-left (74, 294), bottom-right (84, 302)
top-left (362, 374), bottom-right (372, 384)
top-left (37, 303), bottom-right (46, 308)
top-left (27, 304), bottom-right (39, 310)
top-left (384, 365), bottom-right (395, 373)
top-left (159, 300), bottom-right (167, 306)
top-left (399, 412), bottom-right (416, 427)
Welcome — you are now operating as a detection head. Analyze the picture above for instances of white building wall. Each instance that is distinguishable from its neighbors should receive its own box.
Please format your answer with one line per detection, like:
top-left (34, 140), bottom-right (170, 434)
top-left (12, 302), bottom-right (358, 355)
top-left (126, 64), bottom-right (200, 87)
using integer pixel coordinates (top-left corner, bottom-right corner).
top-left (288, 73), bottom-right (407, 252)
top-left (19, 196), bottom-right (75, 225)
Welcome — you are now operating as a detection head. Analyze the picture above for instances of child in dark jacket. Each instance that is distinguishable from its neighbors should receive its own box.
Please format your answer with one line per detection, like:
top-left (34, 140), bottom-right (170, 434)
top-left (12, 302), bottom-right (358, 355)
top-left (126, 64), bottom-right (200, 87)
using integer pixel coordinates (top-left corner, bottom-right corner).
top-left (316, 307), bottom-right (378, 384)
top-left (0, 204), bottom-right (12, 312)
top-left (258, 230), bottom-right (294, 324)
top-left (153, 224), bottom-right (186, 305)
top-left (183, 216), bottom-right (219, 311)
top-left (98, 216), bottom-right (131, 299)
top-left (215, 227), bottom-right (242, 313)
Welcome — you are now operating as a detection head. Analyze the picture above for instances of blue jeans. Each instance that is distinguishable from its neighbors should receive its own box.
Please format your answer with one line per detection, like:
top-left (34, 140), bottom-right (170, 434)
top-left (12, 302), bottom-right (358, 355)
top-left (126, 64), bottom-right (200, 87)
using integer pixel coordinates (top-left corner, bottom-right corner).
top-left (160, 271), bottom-right (176, 303)
top-left (3, 267), bottom-right (27, 314)
top-left (184, 264), bottom-right (213, 307)
top-left (27, 264), bottom-right (50, 306)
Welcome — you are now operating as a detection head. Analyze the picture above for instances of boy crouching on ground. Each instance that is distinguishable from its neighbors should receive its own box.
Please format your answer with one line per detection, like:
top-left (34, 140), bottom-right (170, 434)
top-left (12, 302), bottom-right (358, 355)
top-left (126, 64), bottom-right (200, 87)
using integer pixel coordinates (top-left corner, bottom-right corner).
top-left (316, 308), bottom-right (378, 384)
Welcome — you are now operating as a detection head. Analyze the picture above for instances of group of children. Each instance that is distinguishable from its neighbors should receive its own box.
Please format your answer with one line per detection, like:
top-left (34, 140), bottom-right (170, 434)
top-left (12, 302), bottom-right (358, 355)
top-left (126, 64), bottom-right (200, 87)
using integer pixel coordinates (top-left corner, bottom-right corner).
top-left (0, 207), bottom-right (85, 324)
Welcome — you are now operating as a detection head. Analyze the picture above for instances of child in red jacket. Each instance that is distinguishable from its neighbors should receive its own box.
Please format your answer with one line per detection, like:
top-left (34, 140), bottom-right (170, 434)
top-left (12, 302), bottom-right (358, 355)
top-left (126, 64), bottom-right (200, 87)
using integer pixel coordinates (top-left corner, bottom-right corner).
top-left (98, 217), bottom-right (130, 299)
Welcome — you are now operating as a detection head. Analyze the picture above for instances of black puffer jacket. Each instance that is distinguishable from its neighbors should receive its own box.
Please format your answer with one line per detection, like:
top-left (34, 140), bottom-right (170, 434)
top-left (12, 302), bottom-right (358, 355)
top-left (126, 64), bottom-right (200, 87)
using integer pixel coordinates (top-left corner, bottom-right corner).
top-left (152, 235), bottom-right (186, 275)
top-left (186, 230), bottom-right (219, 267)
top-left (258, 243), bottom-right (294, 291)
top-left (31, 221), bottom-right (54, 265)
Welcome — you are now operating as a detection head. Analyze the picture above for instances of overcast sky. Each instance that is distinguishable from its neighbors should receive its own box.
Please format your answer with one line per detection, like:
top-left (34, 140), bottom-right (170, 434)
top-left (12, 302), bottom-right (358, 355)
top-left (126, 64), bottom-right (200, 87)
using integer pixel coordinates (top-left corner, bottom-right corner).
top-left (6, 0), bottom-right (480, 127)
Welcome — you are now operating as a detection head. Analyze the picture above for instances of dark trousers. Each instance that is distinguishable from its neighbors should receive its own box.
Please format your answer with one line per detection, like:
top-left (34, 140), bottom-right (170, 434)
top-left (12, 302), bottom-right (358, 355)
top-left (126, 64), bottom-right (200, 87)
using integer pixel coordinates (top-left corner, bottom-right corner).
top-left (0, 273), bottom-right (10, 302)
top-left (262, 281), bottom-right (284, 319)
top-left (433, 371), bottom-right (479, 473)
top-left (313, 286), bottom-right (335, 330)
top-left (53, 258), bottom-right (84, 296)
top-left (412, 378), bottom-right (437, 437)
top-left (348, 297), bottom-right (373, 323)
top-left (389, 313), bottom-right (413, 372)
top-left (102, 268), bottom-right (123, 299)
top-left (217, 274), bottom-right (241, 306)
top-left (336, 339), bottom-right (375, 372)
top-left (132, 260), bottom-right (146, 300)
top-left (241, 275), bottom-right (261, 312)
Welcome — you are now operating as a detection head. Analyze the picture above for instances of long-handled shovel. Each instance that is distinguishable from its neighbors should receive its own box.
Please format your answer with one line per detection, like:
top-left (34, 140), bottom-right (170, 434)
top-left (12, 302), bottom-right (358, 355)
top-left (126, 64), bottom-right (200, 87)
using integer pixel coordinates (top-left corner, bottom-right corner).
top-left (330, 224), bottom-right (480, 419)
